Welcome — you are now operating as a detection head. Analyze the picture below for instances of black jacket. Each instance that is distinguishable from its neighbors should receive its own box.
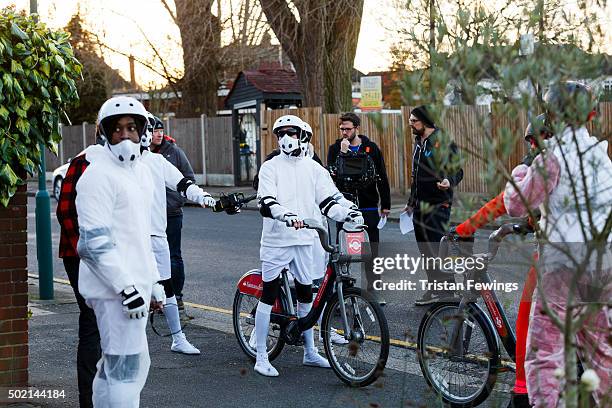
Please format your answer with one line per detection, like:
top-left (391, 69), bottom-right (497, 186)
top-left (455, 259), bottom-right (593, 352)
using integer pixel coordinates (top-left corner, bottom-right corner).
top-left (327, 136), bottom-right (391, 210)
top-left (408, 128), bottom-right (463, 207)
top-left (252, 149), bottom-right (323, 191)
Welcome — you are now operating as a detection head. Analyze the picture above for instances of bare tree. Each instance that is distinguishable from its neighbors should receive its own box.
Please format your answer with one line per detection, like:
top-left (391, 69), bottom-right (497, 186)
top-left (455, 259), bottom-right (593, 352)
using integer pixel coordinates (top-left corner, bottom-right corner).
top-left (259, 0), bottom-right (364, 113)
top-left (170, 0), bottom-right (221, 117)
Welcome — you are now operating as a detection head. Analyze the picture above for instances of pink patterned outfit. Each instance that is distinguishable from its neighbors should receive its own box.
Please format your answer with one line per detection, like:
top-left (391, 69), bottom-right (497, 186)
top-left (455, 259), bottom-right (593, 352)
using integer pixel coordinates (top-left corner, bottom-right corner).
top-left (504, 126), bottom-right (612, 407)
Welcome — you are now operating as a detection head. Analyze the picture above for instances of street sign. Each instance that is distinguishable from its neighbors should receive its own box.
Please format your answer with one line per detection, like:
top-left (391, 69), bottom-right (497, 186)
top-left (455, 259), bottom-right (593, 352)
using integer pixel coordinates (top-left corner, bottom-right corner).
top-left (360, 76), bottom-right (383, 112)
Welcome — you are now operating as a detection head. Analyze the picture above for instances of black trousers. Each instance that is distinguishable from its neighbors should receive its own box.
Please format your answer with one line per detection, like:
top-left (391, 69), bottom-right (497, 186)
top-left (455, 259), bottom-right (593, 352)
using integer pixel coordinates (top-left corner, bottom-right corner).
top-left (362, 210), bottom-right (380, 291)
top-left (413, 203), bottom-right (453, 284)
top-left (338, 210), bottom-right (381, 292)
top-left (166, 213), bottom-right (185, 299)
top-left (63, 257), bottom-right (101, 408)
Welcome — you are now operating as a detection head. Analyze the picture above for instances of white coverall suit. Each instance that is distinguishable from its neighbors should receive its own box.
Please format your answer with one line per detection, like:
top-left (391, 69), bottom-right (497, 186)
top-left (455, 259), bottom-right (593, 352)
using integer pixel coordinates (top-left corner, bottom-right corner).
top-left (254, 152), bottom-right (358, 374)
top-left (76, 145), bottom-right (158, 408)
top-left (141, 150), bottom-right (210, 347)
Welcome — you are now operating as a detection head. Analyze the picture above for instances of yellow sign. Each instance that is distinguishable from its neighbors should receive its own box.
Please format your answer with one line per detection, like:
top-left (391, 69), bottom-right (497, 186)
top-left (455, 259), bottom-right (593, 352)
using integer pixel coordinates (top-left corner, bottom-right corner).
top-left (360, 76), bottom-right (382, 111)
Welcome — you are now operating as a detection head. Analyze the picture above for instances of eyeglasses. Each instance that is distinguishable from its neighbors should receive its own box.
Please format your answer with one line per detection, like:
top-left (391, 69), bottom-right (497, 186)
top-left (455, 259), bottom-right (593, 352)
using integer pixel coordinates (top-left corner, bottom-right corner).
top-left (409, 119), bottom-right (420, 124)
top-left (339, 127), bottom-right (354, 132)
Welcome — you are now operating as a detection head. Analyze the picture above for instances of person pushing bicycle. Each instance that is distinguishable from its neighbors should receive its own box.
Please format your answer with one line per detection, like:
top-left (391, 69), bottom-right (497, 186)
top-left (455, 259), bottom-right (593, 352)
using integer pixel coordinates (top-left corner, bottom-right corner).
top-left (450, 115), bottom-right (550, 408)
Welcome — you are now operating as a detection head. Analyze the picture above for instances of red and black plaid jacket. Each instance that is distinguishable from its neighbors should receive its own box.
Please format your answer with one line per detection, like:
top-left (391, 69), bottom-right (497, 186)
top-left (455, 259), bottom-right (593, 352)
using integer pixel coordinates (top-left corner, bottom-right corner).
top-left (57, 154), bottom-right (90, 258)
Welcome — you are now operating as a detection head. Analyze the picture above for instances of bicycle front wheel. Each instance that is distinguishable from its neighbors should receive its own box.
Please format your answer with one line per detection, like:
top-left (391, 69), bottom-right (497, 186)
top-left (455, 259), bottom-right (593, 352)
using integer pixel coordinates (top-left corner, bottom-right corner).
top-left (232, 290), bottom-right (284, 362)
top-left (417, 302), bottom-right (500, 408)
top-left (321, 287), bottom-right (389, 387)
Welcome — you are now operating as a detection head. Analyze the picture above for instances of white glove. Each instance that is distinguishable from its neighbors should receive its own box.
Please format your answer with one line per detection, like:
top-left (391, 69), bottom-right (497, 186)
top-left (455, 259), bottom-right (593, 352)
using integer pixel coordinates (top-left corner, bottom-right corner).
top-left (283, 212), bottom-right (302, 227)
top-left (200, 193), bottom-right (216, 208)
top-left (120, 286), bottom-right (148, 319)
top-left (151, 282), bottom-right (166, 305)
top-left (345, 210), bottom-right (364, 225)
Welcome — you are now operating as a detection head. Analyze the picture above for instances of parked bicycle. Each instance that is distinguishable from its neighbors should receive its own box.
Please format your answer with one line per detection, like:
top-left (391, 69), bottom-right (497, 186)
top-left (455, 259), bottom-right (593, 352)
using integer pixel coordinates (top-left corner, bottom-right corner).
top-left (417, 222), bottom-right (533, 407)
top-left (232, 219), bottom-right (390, 387)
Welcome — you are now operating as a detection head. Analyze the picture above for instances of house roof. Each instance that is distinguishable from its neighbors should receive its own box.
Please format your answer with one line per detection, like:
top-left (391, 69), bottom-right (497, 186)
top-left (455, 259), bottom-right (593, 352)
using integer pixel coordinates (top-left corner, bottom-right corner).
top-left (241, 66), bottom-right (303, 94)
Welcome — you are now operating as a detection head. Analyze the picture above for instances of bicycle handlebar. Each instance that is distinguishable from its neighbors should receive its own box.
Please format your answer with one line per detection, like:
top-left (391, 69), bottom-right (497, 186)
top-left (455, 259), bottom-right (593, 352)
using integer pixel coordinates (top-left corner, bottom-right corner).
top-left (302, 218), bottom-right (335, 253)
top-left (439, 221), bottom-right (534, 261)
top-left (487, 221), bottom-right (532, 259)
top-left (213, 192), bottom-right (257, 214)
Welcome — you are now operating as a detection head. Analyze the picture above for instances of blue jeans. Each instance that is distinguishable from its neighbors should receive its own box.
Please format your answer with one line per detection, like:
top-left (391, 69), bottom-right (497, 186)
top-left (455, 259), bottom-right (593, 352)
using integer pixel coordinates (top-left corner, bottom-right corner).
top-left (166, 214), bottom-right (185, 300)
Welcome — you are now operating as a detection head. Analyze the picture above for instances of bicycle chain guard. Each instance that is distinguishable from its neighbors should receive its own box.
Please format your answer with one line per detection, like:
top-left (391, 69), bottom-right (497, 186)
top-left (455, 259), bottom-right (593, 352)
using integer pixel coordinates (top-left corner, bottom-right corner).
top-left (282, 317), bottom-right (303, 346)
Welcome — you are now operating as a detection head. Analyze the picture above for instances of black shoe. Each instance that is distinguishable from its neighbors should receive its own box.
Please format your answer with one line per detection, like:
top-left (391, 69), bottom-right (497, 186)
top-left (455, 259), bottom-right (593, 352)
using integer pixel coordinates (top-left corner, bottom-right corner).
top-left (176, 297), bottom-right (185, 311)
top-left (414, 290), bottom-right (458, 306)
top-left (507, 392), bottom-right (531, 408)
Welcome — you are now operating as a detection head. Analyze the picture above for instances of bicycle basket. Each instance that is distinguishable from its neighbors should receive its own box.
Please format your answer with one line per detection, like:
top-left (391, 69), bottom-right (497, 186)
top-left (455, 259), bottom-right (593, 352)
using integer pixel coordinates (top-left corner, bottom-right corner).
top-left (338, 228), bottom-right (371, 262)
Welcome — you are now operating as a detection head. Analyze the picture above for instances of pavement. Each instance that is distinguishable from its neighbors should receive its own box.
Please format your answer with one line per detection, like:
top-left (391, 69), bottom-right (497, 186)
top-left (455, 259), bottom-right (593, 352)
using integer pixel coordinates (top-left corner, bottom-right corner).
top-left (19, 180), bottom-right (523, 407)
top-left (18, 276), bottom-right (515, 408)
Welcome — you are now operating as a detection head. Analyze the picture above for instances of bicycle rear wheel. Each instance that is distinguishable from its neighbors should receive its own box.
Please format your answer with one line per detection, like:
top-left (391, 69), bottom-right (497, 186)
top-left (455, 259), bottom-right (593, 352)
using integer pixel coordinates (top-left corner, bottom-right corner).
top-left (417, 302), bottom-right (499, 408)
top-left (322, 287), bottom-right (389, 387)
top-left (232, 290), bottom-right (285, 362)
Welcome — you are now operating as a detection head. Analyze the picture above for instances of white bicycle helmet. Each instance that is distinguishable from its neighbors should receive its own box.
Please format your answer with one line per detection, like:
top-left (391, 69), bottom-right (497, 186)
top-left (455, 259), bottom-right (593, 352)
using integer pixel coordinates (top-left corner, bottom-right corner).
top-left (272, 114), bottom-right (303, 134)
top-left (301, 121), bottom-right (313, 143)
top-left (141, 112), bottom-right (156, 148)
top-left (97, 96), bottom-right (148, 140)
top-left (273, 115), bottom-right (304, 156)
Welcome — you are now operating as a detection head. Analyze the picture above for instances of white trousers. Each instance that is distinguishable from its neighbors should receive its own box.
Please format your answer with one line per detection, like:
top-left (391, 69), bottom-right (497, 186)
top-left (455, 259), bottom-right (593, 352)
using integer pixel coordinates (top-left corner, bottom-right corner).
top-left (260, 245), bottom-right (313, 284)
top-left (89, 299), bottom-right (150, 408)
top-left (151, 235), bottom-right (171, 281)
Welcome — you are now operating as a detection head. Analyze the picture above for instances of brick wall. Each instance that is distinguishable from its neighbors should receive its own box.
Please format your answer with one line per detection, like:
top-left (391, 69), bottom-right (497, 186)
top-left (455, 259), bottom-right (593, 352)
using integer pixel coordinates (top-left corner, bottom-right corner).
top-left (0, 182), bottom-right (29, 386)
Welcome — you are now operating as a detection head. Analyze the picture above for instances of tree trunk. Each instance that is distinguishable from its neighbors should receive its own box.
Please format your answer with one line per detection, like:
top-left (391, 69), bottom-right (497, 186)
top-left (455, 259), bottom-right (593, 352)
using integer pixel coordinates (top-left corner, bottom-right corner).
top-left (259, 0), bottom-right (364, 113)
top-left (175, 0), bottom-right (220, 117)
top-left (323, 1), bottom-right (364, 112)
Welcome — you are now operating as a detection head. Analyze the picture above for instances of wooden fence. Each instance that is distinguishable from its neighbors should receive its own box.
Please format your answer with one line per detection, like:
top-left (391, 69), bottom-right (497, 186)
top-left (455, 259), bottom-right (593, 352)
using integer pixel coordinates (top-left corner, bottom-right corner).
top-left (45, 103), bottom-right (611, 193)
top-left (263, 103), bottom-right (612, 195)
top-left (47, 115), bottom-right (234, 186)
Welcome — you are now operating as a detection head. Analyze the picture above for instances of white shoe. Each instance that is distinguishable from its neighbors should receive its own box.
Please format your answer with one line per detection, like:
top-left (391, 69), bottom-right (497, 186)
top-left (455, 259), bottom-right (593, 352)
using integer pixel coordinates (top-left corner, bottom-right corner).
top-left (248, 332), bottom-right (257, 349)
top-left (171, 335), bottom-right (201, 355)
top-left (254, 358), bottom-right (279, 377)
top-left (330, 328), bottom-right (349, 345)
top-left (303, 351), bottom-right (331, 368)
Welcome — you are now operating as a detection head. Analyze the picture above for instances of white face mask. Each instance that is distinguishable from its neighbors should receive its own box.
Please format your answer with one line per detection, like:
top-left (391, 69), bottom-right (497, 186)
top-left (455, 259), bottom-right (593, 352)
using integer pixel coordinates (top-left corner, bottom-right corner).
top-left (108, 139), bottom-right (141, 164)
top-left (140, 127), bottom-right (152, 148)
top-left (278, 134), bottom-right (301, 156)
top-left (299, 142), bottom-right (314, 159)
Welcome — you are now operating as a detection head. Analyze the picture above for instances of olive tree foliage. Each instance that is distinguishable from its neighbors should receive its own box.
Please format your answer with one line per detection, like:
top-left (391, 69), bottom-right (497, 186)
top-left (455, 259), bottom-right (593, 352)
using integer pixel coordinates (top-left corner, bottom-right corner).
top-left (0, 8), bottom-right (81, 206)
top-left (396, 1), bottom-right (610, 407)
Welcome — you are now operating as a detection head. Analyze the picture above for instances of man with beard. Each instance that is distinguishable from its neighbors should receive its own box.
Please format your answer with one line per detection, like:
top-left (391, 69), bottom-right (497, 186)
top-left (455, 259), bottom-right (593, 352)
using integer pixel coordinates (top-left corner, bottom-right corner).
top-left (404, 105), bottom-right (463, 305)
top-left (327, 112), bottom-right (391, 305)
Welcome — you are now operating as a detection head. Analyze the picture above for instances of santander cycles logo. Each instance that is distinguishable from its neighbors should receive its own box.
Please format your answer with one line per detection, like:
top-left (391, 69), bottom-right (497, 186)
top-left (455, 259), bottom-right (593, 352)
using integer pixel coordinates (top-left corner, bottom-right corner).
top-left (346, 232), bottom-right (365, 255)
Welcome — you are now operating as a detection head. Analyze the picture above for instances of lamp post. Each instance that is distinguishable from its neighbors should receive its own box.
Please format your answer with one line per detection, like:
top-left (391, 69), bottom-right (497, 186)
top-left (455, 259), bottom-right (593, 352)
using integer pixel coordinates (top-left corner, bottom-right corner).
top-left (30, 0), bottom-right (54, 300)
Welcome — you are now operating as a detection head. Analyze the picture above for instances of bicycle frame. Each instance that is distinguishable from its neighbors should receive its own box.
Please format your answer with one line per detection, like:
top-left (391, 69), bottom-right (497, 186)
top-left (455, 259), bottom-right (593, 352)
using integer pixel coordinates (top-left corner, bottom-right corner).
top-left (235, 221), bottom-right (361, 345)
top-left (443, 223), bottom-right (529, 366)
top-left (448, 269), bottom-right (517, 365)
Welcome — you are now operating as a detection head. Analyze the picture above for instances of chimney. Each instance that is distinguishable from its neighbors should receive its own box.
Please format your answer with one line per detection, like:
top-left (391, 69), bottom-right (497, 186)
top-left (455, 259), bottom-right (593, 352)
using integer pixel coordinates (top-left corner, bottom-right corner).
top-left (129, 55), bottom-right (136, 89)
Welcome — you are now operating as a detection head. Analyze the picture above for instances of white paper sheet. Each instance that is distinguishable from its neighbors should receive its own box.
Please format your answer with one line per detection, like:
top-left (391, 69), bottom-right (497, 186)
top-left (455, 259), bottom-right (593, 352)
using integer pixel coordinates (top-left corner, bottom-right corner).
top-left (399, 211), bottom-right (414, 234)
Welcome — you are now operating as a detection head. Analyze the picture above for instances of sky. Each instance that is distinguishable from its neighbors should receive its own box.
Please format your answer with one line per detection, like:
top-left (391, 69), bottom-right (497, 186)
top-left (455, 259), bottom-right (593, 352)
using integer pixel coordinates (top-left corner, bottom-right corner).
top-left (1, 0), bottom-right (610, 88)
top-left (1, 0), bottom-right (397, 87)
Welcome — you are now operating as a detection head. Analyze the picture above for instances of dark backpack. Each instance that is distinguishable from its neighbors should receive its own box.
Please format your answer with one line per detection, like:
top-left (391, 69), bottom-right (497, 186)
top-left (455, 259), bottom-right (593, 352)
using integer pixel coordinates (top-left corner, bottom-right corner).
top-left (331, 152), bottom-right (377, 191)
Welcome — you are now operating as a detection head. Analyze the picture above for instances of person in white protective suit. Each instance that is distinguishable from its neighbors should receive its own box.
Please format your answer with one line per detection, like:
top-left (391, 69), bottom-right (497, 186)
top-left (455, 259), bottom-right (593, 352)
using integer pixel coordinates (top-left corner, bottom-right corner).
top-left (75, 96), bottom-right (166, 408)
top-left (253, 114), bottom-right (365, 377)
top-left (140, 113), bottom-right (216, 354)
top-left (300, 121), bottom-right (354, 345)
top-left (248, 121), bottom-right (355, 351)
top-left (503, 82), bottom-right (612, 407)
